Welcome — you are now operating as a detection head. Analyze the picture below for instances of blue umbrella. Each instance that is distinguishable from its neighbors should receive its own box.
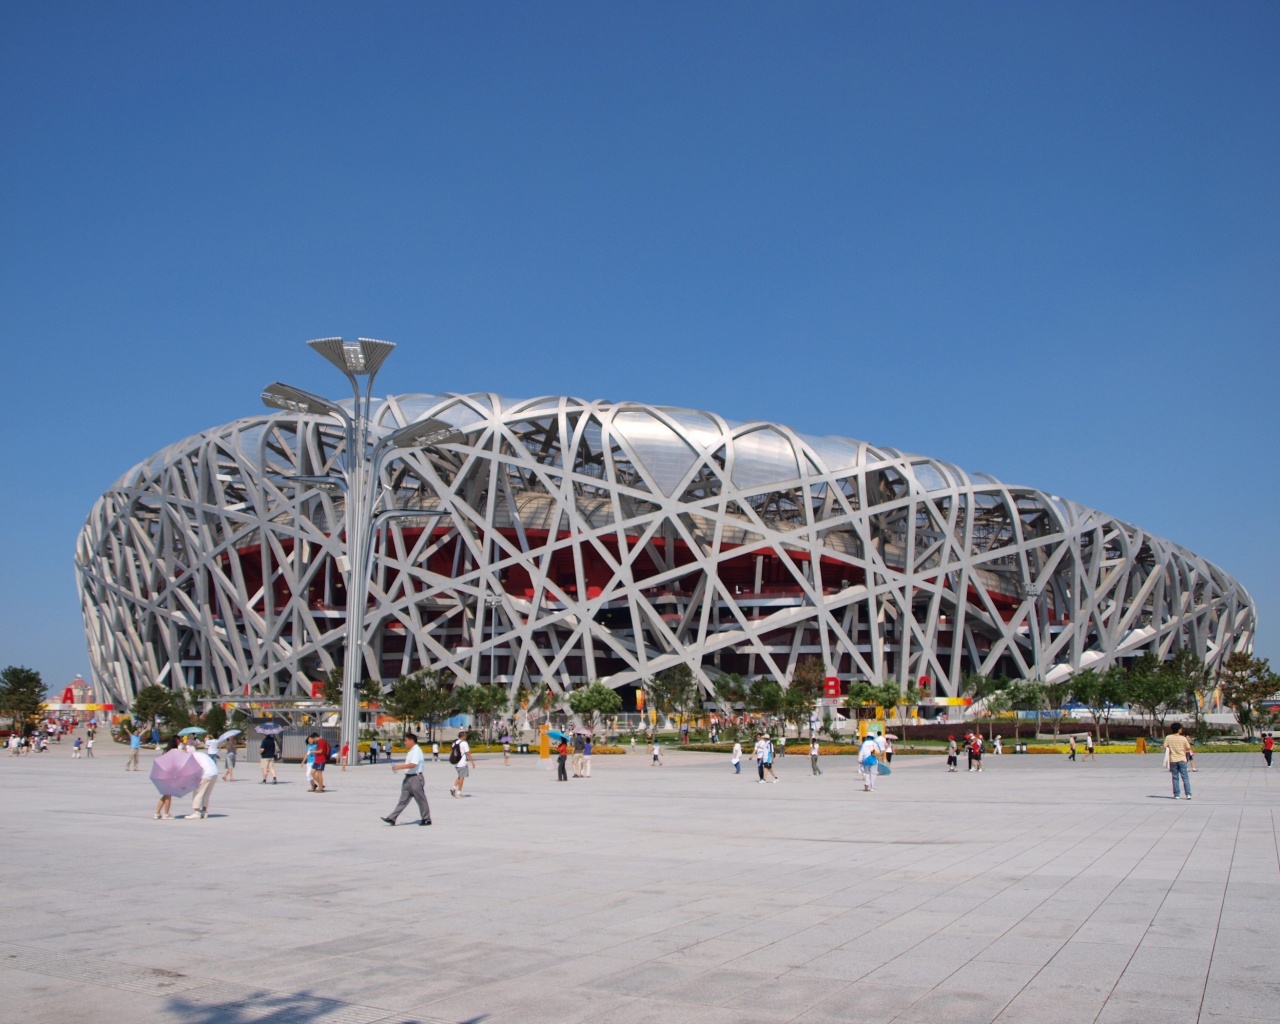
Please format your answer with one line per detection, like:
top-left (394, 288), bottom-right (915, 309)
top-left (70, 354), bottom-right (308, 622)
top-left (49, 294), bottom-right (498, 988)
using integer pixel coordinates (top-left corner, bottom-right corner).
top-left (547, 730), bottom-right (568, 741)
top-left (177, 726), bottom-right (207, 736)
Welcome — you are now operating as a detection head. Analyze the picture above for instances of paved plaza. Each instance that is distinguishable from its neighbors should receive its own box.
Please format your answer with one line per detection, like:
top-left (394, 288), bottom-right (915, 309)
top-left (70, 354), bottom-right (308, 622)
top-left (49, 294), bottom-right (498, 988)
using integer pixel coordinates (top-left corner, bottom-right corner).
top-left (3, 738), bottom-right (1279, 1024)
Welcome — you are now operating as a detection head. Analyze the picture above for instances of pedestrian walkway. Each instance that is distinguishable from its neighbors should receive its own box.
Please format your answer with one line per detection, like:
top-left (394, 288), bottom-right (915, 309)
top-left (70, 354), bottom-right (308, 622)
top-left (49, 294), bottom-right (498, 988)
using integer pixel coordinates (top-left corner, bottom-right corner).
top-left (1, 737), bottom-right (1277, 1023)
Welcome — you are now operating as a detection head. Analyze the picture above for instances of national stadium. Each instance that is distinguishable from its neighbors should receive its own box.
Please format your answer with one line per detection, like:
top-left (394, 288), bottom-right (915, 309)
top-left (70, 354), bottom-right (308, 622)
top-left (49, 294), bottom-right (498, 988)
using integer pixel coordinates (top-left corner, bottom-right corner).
top-left (77, 390), bottom-right (1255, 709)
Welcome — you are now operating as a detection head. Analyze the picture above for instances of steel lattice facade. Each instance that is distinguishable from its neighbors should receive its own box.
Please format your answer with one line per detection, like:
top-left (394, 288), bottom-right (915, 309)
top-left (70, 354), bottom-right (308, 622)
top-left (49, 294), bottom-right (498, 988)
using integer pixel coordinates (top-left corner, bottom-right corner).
top-left (77, 393), bottom-right (1255, 707)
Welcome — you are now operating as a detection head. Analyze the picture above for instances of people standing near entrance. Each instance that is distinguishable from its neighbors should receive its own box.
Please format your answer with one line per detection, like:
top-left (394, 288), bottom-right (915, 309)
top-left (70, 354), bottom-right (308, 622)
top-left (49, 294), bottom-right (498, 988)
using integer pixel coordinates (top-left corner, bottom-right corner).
top-left (1084, 734), bottom-right (1096, 762)
top-left (1264, 733), bottom-right (1274, 768)
top-left (1164, 723), bottom-right (1193, 799)
top-left (382, 732), bottom-right (431, 826)
top-left (810, 737), bottom-right (822, 776)
top-left (125, 728), bottom-right (142, 771)
top-left (309, 733), bottom-right (331, 793)
top-left (186, 742), bottom-right (218, 819)
top-left (449, 730), bottom-right (474, 798)
top-left (858, 734), bottom-right (880, 792)
top-left (763, 736), bottom-right (779, 782)
top-left (1068, 735), bottom-right (1077, 762)
top-left (582, 735), bottom-right (593, 777)
top-left (556, 737), bottom-right (569, 781)
top-left (259, 733), bottom-right (279, 783)
top-left (946, 736), bottom-right (958, 772)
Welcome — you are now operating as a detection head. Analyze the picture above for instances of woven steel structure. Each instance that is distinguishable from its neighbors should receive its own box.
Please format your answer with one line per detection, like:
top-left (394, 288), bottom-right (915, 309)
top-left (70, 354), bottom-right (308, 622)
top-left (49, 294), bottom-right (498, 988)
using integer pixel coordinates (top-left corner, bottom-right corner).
top-left (78, 393), bottom-right (1255, 707)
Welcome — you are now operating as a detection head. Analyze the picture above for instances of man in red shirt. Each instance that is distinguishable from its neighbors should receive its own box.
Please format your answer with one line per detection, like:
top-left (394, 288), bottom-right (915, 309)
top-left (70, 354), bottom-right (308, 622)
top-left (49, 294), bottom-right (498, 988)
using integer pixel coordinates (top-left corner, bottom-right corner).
top-left (310, 733), bottom-right (332, 792)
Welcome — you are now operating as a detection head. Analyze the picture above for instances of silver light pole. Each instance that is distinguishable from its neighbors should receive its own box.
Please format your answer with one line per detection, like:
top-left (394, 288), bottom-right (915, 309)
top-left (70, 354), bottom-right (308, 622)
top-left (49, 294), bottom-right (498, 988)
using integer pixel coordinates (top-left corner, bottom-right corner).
top-left (263, 351), bottom-right (464, 762)
top-left (263, 338), bottom-right (438, 765)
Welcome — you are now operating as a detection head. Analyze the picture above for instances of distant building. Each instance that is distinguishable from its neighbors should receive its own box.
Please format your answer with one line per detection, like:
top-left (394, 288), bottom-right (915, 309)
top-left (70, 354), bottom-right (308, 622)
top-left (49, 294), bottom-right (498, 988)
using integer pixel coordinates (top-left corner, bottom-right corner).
top-left (77, 393), bottom-right (1255, 708)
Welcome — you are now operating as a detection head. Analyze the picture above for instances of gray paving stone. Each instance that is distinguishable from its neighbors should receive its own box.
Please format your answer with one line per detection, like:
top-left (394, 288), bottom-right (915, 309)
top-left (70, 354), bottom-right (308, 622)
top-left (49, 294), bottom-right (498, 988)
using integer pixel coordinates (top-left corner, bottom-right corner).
top-left (4, 741), bottom-right (1280, 1023)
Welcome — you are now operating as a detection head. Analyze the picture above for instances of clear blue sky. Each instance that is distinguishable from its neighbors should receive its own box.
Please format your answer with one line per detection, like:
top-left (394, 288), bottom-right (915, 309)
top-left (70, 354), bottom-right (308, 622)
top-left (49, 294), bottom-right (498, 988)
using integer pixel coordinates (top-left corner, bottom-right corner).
top-left (2, 2), bottom-right (1276, 691)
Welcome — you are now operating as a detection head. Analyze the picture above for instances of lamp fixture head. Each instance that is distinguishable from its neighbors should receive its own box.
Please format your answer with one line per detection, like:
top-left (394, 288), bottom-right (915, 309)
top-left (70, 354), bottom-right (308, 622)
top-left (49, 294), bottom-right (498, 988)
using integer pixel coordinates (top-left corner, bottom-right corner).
top-left (307, 337), bottom-right (396, 378)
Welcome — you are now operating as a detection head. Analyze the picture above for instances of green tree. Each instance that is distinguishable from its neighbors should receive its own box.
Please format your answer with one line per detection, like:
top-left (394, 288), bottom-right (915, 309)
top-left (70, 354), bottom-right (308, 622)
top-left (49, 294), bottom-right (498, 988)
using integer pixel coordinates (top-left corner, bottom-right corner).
top-left (0, 666), bottom-right (46, 734)
top-left (467, 684), bottom-right (509, 742)
top-left (962, 674), bottom-right (1008, 740)
top-left (1164, 649), bottom-right (1212, 741)
top-left (789, 658), bottom-right (825, 738)
top-left (567, 681), bottom-right (623, 731)
top-left (419, 671), bottom-right (458, 742)
top-left (204, 702), bottom-right (228, 739)
top-left (1041, 675), bottom-right (1074, 739)
top-left (643, 664), bottom-right (700, 733)
top-left (320, 667), bottom-right (343, 706)
top-left (1005, 680), bottom-right (1046, 741)
top-left (843, 681), bottom-right (901, 729)
top-left (781, 685), bottom-right (814, 738)
top-left (711, 672), bottom-right (747, 710)
top-left (664, 664), bottom-right (702, 721)
top-left (1218, 652), bottom-right (1277, 740)
top-left (1068, 669), bottom-right (1117, 741)
top-left (128, 684), bottom-right (176, 732)
top-left (1126, 653), bottom-right (1185, 738)
top-left (985, 688), bottom-right (1012, 741)
top-left (746, 677), bottom-right (785, 723)
top-left (383, 670), bottom-right (436, 731)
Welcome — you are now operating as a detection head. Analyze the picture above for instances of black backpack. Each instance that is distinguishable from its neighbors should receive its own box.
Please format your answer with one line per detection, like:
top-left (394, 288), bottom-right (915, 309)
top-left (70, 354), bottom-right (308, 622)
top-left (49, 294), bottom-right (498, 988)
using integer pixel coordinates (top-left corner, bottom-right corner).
top-left (449, 740), bottom-right (462, 764)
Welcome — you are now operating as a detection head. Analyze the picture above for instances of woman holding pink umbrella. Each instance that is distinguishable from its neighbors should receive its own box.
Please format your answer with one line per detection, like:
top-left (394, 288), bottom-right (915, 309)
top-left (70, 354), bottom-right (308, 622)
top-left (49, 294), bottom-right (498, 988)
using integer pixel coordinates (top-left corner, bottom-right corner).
top-left (152, 737), bottom-right (180, 819)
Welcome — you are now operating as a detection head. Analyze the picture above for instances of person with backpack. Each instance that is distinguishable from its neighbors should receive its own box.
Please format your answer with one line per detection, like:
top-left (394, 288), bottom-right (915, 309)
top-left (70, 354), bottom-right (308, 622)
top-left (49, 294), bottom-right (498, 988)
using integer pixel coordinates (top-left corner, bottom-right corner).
top-left (448, 729), bottom-right (475, 798)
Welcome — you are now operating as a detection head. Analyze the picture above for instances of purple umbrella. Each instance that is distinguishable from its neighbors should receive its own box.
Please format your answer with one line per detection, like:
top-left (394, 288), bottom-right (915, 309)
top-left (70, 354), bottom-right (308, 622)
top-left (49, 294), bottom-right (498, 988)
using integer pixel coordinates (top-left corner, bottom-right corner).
top-left (149, 749), bottom-right (204, 798)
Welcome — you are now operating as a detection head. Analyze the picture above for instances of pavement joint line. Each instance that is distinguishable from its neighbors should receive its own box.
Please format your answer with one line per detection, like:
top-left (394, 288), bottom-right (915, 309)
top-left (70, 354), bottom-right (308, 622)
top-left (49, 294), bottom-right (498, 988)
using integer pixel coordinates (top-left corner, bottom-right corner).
top-left (1195, 807), bottom-right (1245, 1024)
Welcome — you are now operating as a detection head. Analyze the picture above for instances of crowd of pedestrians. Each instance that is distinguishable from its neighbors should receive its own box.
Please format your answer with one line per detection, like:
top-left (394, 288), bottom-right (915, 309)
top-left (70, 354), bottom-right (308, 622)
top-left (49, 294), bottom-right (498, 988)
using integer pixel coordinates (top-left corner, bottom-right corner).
top-left (15, 706), bottom-right (1268, 827)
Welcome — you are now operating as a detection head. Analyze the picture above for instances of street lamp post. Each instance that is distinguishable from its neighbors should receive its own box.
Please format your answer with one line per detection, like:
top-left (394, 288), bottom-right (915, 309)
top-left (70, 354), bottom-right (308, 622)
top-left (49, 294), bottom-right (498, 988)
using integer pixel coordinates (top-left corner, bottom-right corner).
top-left (262, 338), bottom-right (462, 765)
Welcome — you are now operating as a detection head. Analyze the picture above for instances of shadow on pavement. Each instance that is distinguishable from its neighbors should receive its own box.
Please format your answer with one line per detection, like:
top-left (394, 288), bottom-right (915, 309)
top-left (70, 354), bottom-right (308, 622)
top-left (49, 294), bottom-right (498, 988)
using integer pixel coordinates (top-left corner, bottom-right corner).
top-left (162, 989), bottom-right (489, 1024)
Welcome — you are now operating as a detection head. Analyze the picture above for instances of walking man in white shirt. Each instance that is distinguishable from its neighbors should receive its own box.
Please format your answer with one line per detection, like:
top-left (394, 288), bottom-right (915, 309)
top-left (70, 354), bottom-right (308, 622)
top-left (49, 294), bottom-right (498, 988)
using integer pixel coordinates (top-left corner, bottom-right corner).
top-left (382, 732), bottom-right (431, 826)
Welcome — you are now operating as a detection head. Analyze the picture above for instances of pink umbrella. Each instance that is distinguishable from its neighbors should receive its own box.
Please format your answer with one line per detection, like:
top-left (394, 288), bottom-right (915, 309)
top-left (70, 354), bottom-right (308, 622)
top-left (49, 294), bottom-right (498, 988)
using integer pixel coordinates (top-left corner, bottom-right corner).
top-left (149, 749), bottom-right (204, 798)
